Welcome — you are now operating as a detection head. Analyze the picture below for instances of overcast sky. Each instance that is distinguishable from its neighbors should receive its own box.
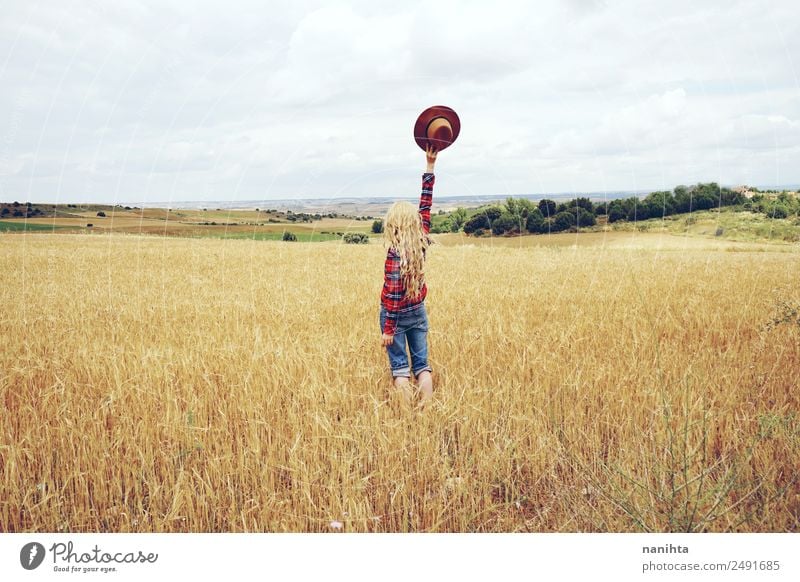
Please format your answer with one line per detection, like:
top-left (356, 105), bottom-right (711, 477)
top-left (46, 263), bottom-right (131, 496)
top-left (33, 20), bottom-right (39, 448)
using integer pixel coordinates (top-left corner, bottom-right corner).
top-left (0, 0), bottom-right (798, 204)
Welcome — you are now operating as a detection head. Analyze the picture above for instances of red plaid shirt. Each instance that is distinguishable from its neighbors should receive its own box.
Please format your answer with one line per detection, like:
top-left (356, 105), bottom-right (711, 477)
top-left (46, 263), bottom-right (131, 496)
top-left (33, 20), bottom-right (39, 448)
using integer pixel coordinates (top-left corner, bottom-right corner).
top-left (380, 172), bottom-right (434, 336)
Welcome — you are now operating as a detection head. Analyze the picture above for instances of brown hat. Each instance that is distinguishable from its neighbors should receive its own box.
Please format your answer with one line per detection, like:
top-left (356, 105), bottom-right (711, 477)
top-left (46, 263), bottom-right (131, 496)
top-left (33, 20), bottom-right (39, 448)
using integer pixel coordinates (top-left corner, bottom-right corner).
top-left (414, 105), bottom-right (460, 151)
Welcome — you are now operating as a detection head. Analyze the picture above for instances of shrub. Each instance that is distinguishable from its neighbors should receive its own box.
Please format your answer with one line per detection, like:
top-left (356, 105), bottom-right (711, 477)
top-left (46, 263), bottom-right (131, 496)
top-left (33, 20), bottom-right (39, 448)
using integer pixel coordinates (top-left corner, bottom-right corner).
top-left (575, 207), bottom-right (596, 228)
top-left (491, 213), bottom-right (519, 235)
top-left (525, 208), bottom-right (546, 233)
top-left (282, 231), bottom-right (297, 241)
top-left (627, 200), bottom-right (649, 221)
top-left (566, 197), bottom-right (594, 212)
top-left (371, 219), bottom-right (383, 234)
top-left (449, 208), bottom-right (468, 232)
top-left (538, 199), bottom-right (557, 217)
top-left (608, 203), bottom-right (626, 223)
top-left (643, 190), bottom-right (676, 216)
top-left (86, 223), bottom-right (93, 228)
top-left (483, 206), bottom-right (503, 221)
top-left (343, 232), bottom-right (369, 244)
top-left (767, 204), bottom-right (789, 219)
top-left (473, 228), bottom-right (485, 237)
top-left (463, 214), bottom-right (490, 235)
top-left (1, 208), bottom-right (9, 216)
top-left (551, 211), bottom-right (576, 232)
top-left (96, 211), bottom-right (106, 217)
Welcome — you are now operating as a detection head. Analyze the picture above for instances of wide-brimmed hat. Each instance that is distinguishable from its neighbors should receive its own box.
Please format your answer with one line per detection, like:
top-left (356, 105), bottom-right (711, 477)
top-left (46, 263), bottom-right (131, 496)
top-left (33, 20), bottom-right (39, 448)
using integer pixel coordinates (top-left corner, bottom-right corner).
top-left (414, 105), bottom-right (460, 151)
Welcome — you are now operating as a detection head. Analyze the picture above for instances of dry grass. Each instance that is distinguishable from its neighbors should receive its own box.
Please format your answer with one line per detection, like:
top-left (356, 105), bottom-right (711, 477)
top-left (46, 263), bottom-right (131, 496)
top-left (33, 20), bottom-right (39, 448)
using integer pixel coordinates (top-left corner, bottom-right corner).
top-left (1, 233), bottom-right (798, 532)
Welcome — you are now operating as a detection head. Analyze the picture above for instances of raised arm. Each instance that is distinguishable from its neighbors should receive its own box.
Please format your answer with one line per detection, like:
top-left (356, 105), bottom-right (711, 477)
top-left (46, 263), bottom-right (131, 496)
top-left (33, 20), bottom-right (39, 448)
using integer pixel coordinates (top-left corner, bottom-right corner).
top-left (420, 144), bottom-right (437, 234)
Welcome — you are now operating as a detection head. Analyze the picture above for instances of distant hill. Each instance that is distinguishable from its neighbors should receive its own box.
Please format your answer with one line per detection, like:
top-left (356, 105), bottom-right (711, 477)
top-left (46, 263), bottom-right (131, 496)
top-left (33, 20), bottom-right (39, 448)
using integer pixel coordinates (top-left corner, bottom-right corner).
top-left (122, 191), bottom-right (650, 216)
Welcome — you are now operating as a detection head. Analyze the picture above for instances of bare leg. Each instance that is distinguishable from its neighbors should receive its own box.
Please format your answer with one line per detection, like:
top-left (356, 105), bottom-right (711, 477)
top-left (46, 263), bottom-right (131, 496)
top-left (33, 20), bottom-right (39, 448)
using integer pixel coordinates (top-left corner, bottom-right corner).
top-left (416, 370), bottom-right (433, 408)
top-left (393, 376), bottom-right (413, 407)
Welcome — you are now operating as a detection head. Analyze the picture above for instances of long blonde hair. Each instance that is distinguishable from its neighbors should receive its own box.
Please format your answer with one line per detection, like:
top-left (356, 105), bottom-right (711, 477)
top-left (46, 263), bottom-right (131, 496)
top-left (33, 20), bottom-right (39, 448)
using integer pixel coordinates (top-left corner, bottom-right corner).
top-left (383, 201), bottom-right (432, 301)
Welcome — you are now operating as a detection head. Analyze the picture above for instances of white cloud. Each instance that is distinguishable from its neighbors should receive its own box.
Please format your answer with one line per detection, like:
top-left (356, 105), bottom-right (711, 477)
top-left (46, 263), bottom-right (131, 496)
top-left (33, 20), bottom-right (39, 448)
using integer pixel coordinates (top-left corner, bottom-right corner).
top-left (0, 0), bottom-right (798, 204)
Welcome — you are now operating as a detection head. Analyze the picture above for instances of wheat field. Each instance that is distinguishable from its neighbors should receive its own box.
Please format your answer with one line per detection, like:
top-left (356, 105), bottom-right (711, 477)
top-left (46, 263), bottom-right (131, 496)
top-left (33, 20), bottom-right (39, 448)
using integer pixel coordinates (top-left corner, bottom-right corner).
top-left (1, 233), bottom-right (798, 532)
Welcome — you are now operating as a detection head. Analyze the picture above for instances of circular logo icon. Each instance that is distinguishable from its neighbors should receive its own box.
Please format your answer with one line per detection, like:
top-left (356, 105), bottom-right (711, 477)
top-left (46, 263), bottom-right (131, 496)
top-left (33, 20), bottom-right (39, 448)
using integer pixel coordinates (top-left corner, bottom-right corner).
top-left (20, 542), bottom-right (46, 570)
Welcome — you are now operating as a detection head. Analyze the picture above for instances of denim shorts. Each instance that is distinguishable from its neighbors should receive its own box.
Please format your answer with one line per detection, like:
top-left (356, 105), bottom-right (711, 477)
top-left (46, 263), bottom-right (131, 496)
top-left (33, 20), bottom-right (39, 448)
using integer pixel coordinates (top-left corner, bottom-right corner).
top-left (379, 302), bottom-right (432, 379)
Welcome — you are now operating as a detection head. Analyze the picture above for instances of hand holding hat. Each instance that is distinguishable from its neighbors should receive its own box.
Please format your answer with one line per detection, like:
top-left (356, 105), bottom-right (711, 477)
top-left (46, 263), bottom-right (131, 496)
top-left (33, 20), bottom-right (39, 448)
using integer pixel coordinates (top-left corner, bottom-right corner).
top-left (414, 105), bottom-right (460, 152)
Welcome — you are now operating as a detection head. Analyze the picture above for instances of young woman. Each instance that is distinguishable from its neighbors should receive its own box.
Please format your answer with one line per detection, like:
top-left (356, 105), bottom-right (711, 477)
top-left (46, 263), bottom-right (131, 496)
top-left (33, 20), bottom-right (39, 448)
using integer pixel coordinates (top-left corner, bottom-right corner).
top-left (379, 144), bottom-right (438, 407)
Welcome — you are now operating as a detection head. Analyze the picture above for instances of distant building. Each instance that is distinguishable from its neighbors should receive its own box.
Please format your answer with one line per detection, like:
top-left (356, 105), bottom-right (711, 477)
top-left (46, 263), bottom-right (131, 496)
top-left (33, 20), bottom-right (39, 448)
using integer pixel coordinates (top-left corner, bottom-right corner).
top-left (732, 185), bottom-right (756, 198)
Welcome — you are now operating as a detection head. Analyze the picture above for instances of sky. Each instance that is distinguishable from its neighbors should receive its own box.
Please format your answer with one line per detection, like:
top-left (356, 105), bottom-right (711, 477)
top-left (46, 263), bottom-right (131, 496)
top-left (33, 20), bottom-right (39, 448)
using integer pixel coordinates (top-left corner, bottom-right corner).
top-left (0, 0), bottom-right (798, 204)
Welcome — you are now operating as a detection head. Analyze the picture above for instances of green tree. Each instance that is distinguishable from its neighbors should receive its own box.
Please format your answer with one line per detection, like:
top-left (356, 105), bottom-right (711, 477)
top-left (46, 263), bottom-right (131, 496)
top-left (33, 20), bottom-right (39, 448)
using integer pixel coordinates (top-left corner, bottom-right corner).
top-left (491, 212), bottom-right (519, 235)
top-left (538, 199), bottom-right (557, 217)
top-left (483, 206), bottom-right (503, 221)
top-left (551, 211), bottom-right (575, 232)
top-left (525, 208), bottom-right (546, 233)
top-left (449, 207), bottom-right (468, 232)
top-left (463, 214), bottom-right (490, 235)
top-left (643, 190), bottom-right (675, 217)
top-left (574, 207), bottom-right (596, 229)
top-left (371, 219), bottom-right (383, 234)
top-left (504, 197), bottom-right (535, 221)
top-left (608, 202), bottom-right (626, 223)
top-left (567, 197), bottom-right (595, 212)
top-left (766, 203), bottom-right (789, 219)
top-left (673, 185), bottom-right (692, 213)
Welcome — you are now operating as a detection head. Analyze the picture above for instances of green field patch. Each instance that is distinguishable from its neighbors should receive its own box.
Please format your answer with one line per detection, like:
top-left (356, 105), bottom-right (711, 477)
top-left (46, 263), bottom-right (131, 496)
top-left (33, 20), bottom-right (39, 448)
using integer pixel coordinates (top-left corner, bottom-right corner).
top-left (0, 220), bottom-right (74, 232)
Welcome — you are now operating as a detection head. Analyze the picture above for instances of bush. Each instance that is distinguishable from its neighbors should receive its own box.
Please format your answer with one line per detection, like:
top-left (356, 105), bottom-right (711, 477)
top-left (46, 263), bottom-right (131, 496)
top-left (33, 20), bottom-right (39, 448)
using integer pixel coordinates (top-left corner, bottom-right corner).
top-left (767, 204), bottom-right (789, 219)
top-left (608, 203), bottom-right (626, 223)
top-left (449, 208), bottom-right (468, 232)
top-left (627, 202), bottom-right (648, 221)
top-left (551, 211), bottom-right (576, 232)
top-left (483, 206), bottom-right (503, 222)
top-left (371, 219), bottom-right (383, 234)
top-left (1, 208), bottom-right (9, 216)
top-left (282, 231), bottom-right (297, 241)
top-left (643, 190), bottom-right (675, 216)
top-left (343, 232), bottom-right (369, 244)
top-left (96, 211), bottom-right (106, 217)
top-left (491, 213), bottom-right (520, 235)
top-left (575, 207), bottom-right (596, 228)
top-left (538, 199), bottom-right (557, 217)
top-left (86, 223), bottom-right (93, 228)
top-left (463, 214), bottom-right (490, 235)
top-left (473, 228), bottom-right (485, 237)
top-left (525, 208), bottom-right (546, 233)
top-left (566, 197), bottom-right (594, 212)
